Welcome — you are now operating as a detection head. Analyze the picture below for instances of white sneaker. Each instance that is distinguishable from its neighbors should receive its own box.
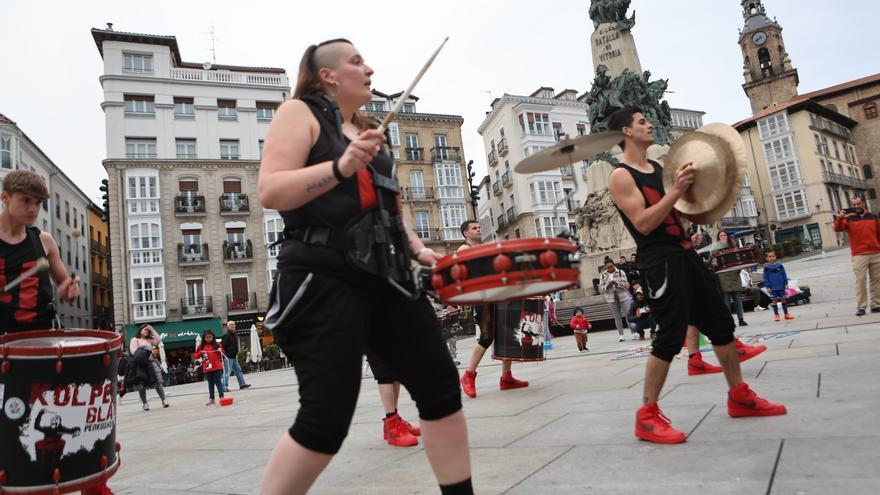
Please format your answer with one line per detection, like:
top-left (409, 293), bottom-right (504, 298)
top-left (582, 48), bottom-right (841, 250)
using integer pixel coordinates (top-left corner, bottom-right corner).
top-left (618, 335), bottom-right (625, 342)
top-left (630, 334), bottom-right (639, 341)
top-left (755, 305), bottom-right (766, 311)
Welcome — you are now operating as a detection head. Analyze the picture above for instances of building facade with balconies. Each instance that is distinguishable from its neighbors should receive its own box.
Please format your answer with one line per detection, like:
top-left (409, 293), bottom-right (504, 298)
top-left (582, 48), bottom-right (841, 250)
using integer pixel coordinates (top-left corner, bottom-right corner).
top-left (88, 202), bottom-right (113, 330)
top-left (92, 26), bottom-right (289, 349)
top-left (1, 113), bottom-right (94, 329)
top-left (476, 87), bottom-right (590, 241)
top-left (735, 99), bottom-right (865, 248)
top-left (364, 91), bottom-right (470, 253)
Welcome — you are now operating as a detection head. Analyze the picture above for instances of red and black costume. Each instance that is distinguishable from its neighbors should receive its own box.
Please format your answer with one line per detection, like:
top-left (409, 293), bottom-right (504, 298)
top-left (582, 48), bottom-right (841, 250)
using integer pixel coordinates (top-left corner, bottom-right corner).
top-left (0, 226), bottom-right (54, 333)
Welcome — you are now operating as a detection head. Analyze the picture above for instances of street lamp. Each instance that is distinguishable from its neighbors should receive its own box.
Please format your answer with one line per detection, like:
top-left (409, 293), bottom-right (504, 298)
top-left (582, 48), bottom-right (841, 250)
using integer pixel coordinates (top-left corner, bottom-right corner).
top-left (465, 160), bottom-right (478, 219)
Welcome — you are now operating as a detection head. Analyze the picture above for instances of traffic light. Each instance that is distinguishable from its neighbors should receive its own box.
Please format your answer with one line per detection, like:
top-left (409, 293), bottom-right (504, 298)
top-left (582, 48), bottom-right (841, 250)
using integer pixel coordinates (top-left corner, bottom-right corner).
top-left (99, 179), bottom-right (109, 222)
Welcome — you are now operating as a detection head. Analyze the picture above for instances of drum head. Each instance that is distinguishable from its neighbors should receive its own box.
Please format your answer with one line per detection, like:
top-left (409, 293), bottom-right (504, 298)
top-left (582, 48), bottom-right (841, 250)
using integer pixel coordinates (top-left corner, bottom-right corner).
top-left (5, 336), bottom-right (107, 349)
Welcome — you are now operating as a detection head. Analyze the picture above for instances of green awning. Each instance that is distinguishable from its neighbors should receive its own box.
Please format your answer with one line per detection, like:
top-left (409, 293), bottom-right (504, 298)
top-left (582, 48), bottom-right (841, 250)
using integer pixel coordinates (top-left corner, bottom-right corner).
top-left (124, 318), bottom-right (222, 345)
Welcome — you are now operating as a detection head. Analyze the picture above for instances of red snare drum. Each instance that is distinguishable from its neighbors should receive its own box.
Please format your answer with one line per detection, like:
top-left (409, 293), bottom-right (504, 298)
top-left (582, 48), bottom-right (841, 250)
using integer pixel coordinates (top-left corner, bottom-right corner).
top-left (709, 245), bottom-right (761, 273)
top-left (0, 330), bottom-right (122, 494)
top-left (492, 298), bottom-right (546, 362)
top-left (432, 238), bottom-right (581, 304)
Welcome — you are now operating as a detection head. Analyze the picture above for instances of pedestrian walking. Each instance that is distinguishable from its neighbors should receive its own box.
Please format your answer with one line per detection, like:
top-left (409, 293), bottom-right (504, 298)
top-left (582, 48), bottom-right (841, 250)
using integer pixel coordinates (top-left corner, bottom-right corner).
top-left (599, 257), bottom-right (631, 341)
top-left (221, 320), bottom-right (252, 391)
top-left (127, 324), bottom-right (169, 411)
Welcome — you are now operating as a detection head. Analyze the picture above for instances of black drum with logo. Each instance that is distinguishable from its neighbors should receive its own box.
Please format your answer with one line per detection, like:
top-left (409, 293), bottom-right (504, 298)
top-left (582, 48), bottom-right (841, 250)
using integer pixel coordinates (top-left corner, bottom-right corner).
top-left (0, 329), bottom-right (122, 494)
top-left (491, 298), bottom-right (546, 362)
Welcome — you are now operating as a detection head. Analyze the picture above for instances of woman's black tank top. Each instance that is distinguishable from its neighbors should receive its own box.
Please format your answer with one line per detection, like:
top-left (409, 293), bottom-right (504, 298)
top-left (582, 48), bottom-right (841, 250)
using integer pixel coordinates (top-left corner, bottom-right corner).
top-left (613, 160), bottom-right (693, 268)
top-left (275, 93), bottom-right (397, 281)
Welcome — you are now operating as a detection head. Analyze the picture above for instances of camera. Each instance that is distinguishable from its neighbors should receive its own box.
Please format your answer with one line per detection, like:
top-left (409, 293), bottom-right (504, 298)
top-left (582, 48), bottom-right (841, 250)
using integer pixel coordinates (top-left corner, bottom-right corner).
top-left (844, 207), bottom-right (863, 215)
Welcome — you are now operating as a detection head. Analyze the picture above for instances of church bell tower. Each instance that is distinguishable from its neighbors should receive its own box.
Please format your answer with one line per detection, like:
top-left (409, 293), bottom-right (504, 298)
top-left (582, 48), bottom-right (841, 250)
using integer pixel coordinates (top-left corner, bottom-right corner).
top-left (739, 0), bottom-right (799, 114)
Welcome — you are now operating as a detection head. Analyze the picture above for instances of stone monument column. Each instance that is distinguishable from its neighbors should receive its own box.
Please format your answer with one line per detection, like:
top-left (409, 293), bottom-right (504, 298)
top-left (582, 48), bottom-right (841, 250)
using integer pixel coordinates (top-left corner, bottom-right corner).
top-left (591, 22), bottom-right (642, 79)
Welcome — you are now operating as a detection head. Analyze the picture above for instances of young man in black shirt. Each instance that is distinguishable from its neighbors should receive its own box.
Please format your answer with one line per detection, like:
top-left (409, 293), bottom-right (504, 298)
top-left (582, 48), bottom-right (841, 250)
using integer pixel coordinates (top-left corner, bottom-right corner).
top-left (607, 107), bottom-right (786, 444)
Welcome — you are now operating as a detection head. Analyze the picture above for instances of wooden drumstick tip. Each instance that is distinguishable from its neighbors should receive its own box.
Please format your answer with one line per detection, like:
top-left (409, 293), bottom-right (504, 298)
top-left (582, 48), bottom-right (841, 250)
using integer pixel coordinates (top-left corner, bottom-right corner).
top-left (37, 257), bottom-right (50, 272)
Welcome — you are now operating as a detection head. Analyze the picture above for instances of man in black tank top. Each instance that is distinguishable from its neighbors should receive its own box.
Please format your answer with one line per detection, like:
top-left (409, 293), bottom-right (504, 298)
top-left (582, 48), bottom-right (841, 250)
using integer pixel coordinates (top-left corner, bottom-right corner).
top-left (0, 171), bottom-right (80, 334)
top-left (607, 107), bottom-right (786, 445)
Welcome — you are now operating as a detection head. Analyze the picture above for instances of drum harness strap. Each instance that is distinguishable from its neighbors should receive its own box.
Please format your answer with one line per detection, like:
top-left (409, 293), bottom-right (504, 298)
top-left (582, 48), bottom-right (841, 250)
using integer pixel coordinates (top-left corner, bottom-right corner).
top-left (272, 94), bottom-right (421, 300)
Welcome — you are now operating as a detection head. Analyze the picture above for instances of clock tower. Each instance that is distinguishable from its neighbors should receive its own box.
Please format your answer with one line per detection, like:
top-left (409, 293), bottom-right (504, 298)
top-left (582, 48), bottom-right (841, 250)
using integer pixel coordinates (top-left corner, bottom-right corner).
top-left (739, 0), bottom-right (799, 114)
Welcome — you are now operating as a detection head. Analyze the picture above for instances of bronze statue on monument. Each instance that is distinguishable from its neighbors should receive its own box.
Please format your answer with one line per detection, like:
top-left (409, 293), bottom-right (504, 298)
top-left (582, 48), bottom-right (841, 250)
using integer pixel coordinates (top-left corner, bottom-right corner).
top-left (589, 0), bottom-right (636, 30)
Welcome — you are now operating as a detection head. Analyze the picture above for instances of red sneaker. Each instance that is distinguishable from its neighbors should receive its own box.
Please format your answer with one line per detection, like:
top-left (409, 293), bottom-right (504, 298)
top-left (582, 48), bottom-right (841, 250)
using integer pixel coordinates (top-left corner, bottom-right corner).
top-left (460, 370), bottom-right (477, 398)
top-left (735, 338), bottom-right (767, 363)
top-left (634, 403), bottom-right (686, 444)
top-left (383, 413), bottom-right (419, 447)
top-left (688, 353), bottom-right (722, 375)
top-left (399, 415), bottom-right (421, 436)
top-left (784, 313), bottom-right (795, 320)
top-left (728, 383), bottom-right (787, 417)
top-left (499, 371), bottom-right (529, 391)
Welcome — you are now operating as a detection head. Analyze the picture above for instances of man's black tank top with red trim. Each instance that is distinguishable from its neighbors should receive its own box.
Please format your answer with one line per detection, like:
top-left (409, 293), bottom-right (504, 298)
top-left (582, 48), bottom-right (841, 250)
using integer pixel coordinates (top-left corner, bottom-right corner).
top-left (0, 226), bottom-right (54, 333)
top-left (276, 93), bottom-right (398, 281)
top-left (613, 160), bottom-right (693, 268)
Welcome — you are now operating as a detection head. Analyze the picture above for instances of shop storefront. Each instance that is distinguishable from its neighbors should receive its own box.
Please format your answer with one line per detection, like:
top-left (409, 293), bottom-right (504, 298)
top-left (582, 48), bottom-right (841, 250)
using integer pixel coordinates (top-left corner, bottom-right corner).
top-left (124, 318), bottom-right (222, 367)
top-left (225, 312), bottom-right (267, 351)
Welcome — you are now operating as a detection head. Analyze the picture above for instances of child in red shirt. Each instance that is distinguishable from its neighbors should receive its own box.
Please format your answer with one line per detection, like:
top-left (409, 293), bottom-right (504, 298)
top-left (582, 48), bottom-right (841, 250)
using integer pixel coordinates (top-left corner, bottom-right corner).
top-left (194, 330), bottom-right (226, 405)
top-left (570, 307), bottom-right (592, 352)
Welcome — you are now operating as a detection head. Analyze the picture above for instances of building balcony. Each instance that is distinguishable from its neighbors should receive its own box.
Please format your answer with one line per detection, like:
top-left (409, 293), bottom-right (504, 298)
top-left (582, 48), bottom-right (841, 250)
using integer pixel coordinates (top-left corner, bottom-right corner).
top-left (175, 194), bottom-right (207, 215)
top-left (720, 216), bottom-right (752, 227)
top-left (809, 121), bottom-right (851, 141)
top-left (488, 150), bottom-right (499, 167)
top-left (227, 292), bottom-right (258, 313)
top-left (91, 272), bottom-right (110, 288)
top-left (560, 164), bottom-right (574, 178)
top-left (403, 187), bottom-right (435, 202)
top-left (132, 302), bottom-right (165, 322)
top-left (502, 171), bottom-right (513, 188)
top-left (497, 138), bottom-right (509, 157)
top-left (223, 240), bottom-right (253, 263)
top-left (506, 207), bottom-right (517, 222)
top-left (823, 171), bottom-right (868, 189)
top-left (181, 296), bottom-right (213, 318)
top-left (497, 214), bottom-right (508, 229)
top-left (492, 181), bottom-right (502, 196)
top-left (178, 243), bottom-right (210, 265)
top-left (90, 240), bottom-right (109, 257)
top-left (219, 193), bottom-right (249, 214)
top-left (566, 199), bottom-right (581, 211)
top-left (404, 147), bottom-right (424, 162)
top-left (433, 146), bottom-right (461, 162)
top-left (169, 67), bottom-right (287, 87)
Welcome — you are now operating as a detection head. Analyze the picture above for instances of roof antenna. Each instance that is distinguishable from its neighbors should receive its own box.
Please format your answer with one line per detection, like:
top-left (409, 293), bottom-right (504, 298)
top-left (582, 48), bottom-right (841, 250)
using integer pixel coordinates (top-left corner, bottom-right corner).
top-left (209, 25), bottom-right (217, 63)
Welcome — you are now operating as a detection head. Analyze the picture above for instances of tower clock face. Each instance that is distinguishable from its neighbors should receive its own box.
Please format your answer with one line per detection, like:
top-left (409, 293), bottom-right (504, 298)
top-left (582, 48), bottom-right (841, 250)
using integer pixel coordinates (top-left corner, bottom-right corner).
top-left (752, 31), bottom-right (768, 45)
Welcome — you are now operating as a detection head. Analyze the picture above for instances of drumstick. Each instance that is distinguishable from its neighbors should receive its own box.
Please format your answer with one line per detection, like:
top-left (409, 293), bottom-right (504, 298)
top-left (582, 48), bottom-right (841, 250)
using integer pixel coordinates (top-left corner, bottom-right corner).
top-left (377, 37), bottom-right (449, 134)
top-left (3, 257), bottom-right (50, 292)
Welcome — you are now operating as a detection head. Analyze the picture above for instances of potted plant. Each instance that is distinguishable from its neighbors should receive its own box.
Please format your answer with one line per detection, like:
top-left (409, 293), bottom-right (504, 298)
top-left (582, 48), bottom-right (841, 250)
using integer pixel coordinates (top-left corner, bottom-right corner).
top-left (237, 349), bottom-right (249, 372)
top-left (264, 344), bottom-right (282, 370)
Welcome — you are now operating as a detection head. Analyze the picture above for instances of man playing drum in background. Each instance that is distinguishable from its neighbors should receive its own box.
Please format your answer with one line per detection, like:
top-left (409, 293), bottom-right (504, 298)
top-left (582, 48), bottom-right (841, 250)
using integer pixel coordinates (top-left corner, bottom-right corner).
top-left (0, 171), bottom-right (114, 494)
top-left (457, 220), bottom-right (529, 398)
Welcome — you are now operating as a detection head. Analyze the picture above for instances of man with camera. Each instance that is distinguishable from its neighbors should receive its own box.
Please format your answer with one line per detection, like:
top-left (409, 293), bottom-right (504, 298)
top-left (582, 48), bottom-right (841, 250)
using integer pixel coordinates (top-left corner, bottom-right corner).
top-left (834, 196), bottom-right (880, 316)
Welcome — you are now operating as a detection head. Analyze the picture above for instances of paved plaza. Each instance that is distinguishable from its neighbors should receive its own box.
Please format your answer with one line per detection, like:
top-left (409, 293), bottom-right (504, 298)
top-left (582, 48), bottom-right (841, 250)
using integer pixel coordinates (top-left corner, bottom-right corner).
top-left (111, 247), bottom-right (879, 494)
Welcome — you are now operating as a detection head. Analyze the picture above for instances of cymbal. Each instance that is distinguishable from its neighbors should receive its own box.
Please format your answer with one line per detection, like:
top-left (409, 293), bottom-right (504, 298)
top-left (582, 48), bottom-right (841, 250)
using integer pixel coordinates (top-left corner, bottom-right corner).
top-left (514, 131), bottom-right (624, 174)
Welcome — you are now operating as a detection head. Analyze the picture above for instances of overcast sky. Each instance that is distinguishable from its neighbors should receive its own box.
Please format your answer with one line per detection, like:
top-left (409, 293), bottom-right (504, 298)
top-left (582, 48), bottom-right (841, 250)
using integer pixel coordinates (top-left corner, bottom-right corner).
top-left (2, 0), bottom-right (877, 201)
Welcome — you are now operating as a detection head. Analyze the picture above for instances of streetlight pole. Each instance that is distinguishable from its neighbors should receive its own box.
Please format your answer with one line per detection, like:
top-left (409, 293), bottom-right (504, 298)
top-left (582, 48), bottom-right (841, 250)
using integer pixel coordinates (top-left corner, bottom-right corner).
top-left (465, 160), bottom-right (479, 219)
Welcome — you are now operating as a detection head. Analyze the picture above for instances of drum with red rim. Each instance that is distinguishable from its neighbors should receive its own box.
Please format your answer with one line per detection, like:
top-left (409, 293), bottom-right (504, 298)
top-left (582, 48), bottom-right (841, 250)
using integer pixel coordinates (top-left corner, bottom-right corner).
top-left (0, 329), bottom-right (122, 494)
top-left (432, 238), bottom-right (581, 304)
top-left (492, 297), bottom-right (546, 362)
top-left (710, 245), bottom-right (761, 273)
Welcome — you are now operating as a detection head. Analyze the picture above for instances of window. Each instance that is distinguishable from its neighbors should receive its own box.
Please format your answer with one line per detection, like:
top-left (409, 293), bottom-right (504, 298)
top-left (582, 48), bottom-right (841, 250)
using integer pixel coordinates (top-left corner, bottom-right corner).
top-left (529, 180), bottom-right (561, 205)
top-left (742, 196), bottom-right (758, 217)
top-left (762, 136), bottom-right (794, 163)
top-left (402, 102), bottom-right (416, 113)
top-left (434, 134), bottom-right (448, 160)
top-left (176, 139), bottom-right (197, 159)
top-left (65, 201), bottom-right (70, 226)
top-left (364, 101), bottom-right (385, 112)
top-left (405, 133), bottom-right (420, 160)
top-left (184, 280), bottom-right (206, 306)
top-left (226, 228), bottom-right (246, 253)
top-left (435, 163), bottom-right (463, 199)
top-left (122, 53), bottom-right (153, 74)
top-left (534, 216), bottom-right (566, 238)
top-left (518, 112), bottom-right (552, 136)
top-left (123, 95), bottom-right (155, 115)
top-left (409, 170), bottom-right (426, 198)
top-left (125, 138), bottom-right (157, 159)
top-left (768, 160), bottom-right (802, 190)
top-left (217, 100), bottom-right (237, 120)
top-left (864, 165), bottom-right (874, 179)
top-left (129, 222), bottom-right (162, 265)
top-left (126, 175), bottom-right (159, 215)
top-left (389, 123), bottom-right (400, 147)
top-left (774, 189), bottom-right (809, 220)
top-left (266, 217), bottom-right (284, 257)
top-left (814, 134), bottom-right (823, 154)
top-left (259, 140), bottom-right (264, 159)
top-left (73, 207), bottom-right (78, 228)
top-left (220, 139), bottom-right (240, 160)
top-left (552, 122), bottom-right (563, 140)
top-left (132, 276), bottom-right (165, 321)
top-left (256, 102), bottom-right (277, 122)
top-left (415, 211), bottom-right (430, 239)
top-left (1, 135), bottom-right (11, 169)
top-left (833, 141), bottom-right (841, 160)
top-left (576, 123), bottom-right (588, 136)
top-left (174, 97), bottom-right (194, 118)
top-left (758, 113), bottom-right (788, 139)
top-left (866, 102), bottom-right (878, 120)
top-left (55, 193), bottom-right (60, 218)
top-left (440, 205), bottom-right (466, 241)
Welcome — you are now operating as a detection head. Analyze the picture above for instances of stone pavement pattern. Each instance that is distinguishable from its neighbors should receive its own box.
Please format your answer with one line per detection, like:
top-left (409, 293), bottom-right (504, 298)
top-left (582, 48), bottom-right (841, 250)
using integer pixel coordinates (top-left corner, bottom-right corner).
top-left (110, 248), bottom-right (879, 494)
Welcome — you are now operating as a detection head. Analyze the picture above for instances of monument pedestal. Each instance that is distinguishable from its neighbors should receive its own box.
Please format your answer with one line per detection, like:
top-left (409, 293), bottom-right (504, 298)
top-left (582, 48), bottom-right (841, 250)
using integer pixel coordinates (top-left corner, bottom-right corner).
top-left (590, 22), bottom-right (642, 79)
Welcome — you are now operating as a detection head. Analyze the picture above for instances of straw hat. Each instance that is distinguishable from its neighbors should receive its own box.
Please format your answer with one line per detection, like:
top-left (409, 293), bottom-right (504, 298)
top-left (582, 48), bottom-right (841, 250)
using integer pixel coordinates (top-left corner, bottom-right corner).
top-left (663, 123), bottom-right (747, 225)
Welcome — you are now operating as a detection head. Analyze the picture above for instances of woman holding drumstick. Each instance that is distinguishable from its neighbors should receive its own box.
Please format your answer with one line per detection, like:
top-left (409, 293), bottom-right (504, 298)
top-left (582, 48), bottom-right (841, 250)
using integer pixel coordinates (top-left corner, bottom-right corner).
top-left (258, 39), bottom-right (472, 494)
